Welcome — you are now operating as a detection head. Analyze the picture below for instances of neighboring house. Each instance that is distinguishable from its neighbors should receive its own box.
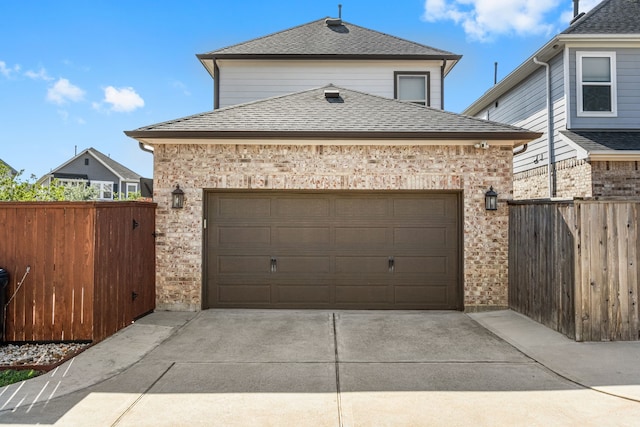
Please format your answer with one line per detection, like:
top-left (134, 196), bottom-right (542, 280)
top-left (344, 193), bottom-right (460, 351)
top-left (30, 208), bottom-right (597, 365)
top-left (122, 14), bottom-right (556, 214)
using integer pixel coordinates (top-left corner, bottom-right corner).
top-left (0, 159), bottom-right (18, 176)
top-left (126, 17), bottom-right (540, 312)
top-left (463, 0), bottom-right (640, 199)
top-left (39, 147), bottom-right (150, 200)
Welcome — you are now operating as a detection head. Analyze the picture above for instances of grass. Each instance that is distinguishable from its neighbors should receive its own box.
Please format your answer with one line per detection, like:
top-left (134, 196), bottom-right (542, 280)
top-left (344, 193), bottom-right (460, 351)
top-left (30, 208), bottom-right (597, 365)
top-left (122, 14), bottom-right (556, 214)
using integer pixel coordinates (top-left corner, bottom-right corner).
top-left (0, 369), bottom-right (41, 387)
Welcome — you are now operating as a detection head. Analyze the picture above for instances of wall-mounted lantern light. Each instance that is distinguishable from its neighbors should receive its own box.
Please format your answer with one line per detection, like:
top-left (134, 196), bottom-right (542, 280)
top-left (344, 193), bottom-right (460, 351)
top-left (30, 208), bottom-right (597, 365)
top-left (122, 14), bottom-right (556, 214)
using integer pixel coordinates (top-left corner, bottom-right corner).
top-left (171, 184), bottom-right (184, 209)
top-left (485, 186), bottom-right (498, 211)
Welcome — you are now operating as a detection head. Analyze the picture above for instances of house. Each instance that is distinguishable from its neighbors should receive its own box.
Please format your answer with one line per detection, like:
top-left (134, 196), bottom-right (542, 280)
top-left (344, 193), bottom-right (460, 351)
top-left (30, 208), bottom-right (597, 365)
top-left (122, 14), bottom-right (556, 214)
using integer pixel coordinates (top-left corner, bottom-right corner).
top-left (0, 158), bottom-right (18, 176)
top-left (463, 0), bottom-right (640, 199)
top-left (126, 17), bottom-right (540, 312)
top-left (39, 147), bottom-right (151, 200)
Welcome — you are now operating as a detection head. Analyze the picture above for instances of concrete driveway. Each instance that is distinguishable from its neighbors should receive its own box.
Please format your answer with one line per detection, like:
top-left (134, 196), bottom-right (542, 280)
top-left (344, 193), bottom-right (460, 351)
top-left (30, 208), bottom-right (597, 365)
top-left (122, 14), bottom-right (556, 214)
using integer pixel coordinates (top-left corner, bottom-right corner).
top-left (1, 310), bottom-right (640, 426)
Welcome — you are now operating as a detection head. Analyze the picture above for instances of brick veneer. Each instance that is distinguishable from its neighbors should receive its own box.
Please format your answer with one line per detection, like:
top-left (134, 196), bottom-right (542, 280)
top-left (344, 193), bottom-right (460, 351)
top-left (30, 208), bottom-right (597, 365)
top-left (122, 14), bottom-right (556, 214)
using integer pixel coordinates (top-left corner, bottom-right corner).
top-left (152, 143), bottom-right (513, 311)
top-left (514, 158), bottom-right (640, 200)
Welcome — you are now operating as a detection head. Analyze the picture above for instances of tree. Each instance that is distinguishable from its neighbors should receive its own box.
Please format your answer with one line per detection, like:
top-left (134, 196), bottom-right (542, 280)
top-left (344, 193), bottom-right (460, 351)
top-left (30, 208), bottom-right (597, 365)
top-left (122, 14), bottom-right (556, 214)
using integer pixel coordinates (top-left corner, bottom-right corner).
top-left (0, 164), bottom-right (95, 201)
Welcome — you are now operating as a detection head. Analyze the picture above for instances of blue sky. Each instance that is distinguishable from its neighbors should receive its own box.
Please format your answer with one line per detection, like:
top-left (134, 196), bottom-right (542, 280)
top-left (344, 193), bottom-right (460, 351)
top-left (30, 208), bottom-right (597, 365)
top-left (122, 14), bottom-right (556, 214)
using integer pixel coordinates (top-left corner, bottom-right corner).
top-left (1, 0), bottom-right (599, 180)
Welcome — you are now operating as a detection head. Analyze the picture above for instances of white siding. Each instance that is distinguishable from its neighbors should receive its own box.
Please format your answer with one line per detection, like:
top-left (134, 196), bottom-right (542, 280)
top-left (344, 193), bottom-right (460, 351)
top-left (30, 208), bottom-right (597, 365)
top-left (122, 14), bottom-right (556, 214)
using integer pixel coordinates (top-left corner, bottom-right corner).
top-left (217, 59), bottom-right (443, 109)
top-left (569, 47), bottom-right (640, 129)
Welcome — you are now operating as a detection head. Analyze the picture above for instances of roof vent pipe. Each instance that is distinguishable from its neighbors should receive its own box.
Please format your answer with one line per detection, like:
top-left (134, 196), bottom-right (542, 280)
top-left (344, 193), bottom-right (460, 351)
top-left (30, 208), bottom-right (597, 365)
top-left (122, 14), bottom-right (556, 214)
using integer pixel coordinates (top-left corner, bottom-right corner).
top-left (573, 0), bottom-right (579, 18)
top-left (338, 4), bottom-right (342, 19)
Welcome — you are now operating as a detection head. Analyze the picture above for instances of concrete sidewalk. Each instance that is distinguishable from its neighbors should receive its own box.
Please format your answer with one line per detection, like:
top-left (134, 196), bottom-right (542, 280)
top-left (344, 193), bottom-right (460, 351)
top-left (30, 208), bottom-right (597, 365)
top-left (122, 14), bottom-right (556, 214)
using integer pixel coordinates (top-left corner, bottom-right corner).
top-left (0, 309), bottom-right (639, 426)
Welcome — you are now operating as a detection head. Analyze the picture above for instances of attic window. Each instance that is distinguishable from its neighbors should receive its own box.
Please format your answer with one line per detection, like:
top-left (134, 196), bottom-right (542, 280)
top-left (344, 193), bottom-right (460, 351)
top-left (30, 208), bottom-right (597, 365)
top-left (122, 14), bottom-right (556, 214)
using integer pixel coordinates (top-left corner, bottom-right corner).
top-left (84, 158), bottom-right (89, 166)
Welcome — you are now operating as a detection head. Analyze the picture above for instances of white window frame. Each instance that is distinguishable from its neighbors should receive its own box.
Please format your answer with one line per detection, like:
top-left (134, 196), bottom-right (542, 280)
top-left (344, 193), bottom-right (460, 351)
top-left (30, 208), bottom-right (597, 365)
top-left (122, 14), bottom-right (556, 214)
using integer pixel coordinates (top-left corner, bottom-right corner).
top-left (576, 51), bottom-right (617, 117)
top-left (126, 182), bottom-right (139, 197)
top-left (394, 72), bottom-right (430, 106)
top-left (90, 181), bottom-right (114, 200)
top-left (57, 178), bottom-right (89, 187)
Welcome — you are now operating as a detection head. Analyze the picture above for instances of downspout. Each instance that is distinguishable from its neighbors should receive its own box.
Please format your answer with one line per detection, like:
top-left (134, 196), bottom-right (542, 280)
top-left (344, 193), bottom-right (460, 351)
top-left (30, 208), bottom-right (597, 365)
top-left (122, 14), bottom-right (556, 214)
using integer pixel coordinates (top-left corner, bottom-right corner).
top-left (533, 56), bottom-right (555, 198)
top-left (440, 61), bottom-right (445, 109)
top-left (213, 58), bottom-right (220, 110)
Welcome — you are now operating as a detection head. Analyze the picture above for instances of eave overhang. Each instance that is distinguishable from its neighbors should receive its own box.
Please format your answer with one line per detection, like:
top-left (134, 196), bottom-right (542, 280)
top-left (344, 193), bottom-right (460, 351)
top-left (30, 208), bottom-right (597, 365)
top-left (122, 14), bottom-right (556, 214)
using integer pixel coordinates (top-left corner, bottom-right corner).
top-left (197, 53), bottom-right (462, 79)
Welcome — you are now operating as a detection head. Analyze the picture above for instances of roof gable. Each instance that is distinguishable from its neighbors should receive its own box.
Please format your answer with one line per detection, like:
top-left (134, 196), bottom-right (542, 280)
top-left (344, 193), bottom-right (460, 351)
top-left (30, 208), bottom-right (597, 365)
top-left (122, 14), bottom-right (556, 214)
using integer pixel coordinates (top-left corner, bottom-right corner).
top-left (46, 148), bottom-right (142, 181)
top-left (563, 0), bottom-right (640, 35)
top-left (126, 85), bottom-right (540, 142)
top-left (199, 18), bottom-right (460, 59)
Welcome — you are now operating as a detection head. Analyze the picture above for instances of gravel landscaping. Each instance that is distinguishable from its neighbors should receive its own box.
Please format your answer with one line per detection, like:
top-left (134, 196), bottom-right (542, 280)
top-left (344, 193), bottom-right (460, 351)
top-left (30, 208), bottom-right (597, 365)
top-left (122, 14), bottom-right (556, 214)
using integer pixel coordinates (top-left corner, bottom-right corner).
top-left (0, 343), bottom-right (90, 368)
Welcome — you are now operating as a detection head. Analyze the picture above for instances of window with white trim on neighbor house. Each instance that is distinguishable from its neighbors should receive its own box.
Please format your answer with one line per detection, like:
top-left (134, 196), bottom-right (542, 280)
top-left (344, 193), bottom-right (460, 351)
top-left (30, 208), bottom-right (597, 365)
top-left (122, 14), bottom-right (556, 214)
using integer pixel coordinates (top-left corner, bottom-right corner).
top-left (576, 51), bottom-right (617, 117)
top-left (395, 72), bottom-right (429, 106)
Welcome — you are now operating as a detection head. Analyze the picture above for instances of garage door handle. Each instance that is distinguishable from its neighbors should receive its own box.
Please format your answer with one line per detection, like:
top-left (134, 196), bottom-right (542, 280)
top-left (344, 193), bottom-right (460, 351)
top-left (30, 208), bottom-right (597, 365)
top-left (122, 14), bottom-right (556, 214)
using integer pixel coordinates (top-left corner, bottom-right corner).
top-left (270, 257), bottom-right (277, 273)
top-left (388, 257), bottom-right (395, 273)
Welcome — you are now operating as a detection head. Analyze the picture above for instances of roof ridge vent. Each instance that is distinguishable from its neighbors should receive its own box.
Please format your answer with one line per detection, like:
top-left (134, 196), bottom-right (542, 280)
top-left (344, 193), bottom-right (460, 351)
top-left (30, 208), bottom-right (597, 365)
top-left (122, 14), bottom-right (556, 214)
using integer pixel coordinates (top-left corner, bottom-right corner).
top-left (325, 17), bottom-right (342, 26)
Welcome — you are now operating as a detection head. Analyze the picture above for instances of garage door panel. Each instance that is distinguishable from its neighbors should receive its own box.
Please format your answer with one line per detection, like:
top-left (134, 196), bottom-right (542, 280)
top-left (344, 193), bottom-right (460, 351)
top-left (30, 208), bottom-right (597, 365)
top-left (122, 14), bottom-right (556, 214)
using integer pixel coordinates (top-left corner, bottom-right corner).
top-left (335, 198), bottom-right (388, 217)
top-left (218, 284), bottom-right (271, 304)
top-left (275, 227), bottom-right (330, 246)
top-left (335, 285), bottom-right (389, 304)
top-left (393, 197), bottom-right (457, 220)
top-left (394, 256), bottom-right (453, 274)
top-left (335, 256), bottom-right (390, 273)
top-left (274, 197), bottom-right (330, 217)
top-left (218, 256), bottom-right (270, 274)
top-left (276, 256), bottom-right (331, 273)
top-left (276, 285), bottom-right (330, 304)
top-left (218, 226), bottom-right (271, 246)
top-left (335, 228), bottom-right (388, 248)
top-left (394, 286), bottom-right (449, 305)
top-left (393, 226), bottom-right (454, 248)
top-left (218, 197), bottom-right (271, 218)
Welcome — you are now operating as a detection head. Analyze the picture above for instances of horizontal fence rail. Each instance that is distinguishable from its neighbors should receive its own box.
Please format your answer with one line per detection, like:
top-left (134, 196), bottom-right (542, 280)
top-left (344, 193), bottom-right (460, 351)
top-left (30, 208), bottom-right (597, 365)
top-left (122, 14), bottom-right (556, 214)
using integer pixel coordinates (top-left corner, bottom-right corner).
top-left (509, 200), bottom-right (640, 341)
top-left (0, 202), bottom-right (156, 343)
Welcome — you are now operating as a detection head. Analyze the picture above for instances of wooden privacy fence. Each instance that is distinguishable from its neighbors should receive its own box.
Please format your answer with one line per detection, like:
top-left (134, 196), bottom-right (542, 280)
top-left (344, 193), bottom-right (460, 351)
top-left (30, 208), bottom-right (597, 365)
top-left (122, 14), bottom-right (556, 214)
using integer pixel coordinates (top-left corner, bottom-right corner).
top-left (0, 202), bottom-right (156, 343)
top-left (510, 200), bottom-right (640, 341)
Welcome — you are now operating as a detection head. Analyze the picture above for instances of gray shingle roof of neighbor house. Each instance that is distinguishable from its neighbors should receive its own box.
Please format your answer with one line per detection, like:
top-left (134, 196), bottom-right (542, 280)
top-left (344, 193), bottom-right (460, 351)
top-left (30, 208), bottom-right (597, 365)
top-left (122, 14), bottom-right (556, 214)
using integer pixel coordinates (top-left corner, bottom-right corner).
top-left (125, 85), bottom-right (541, 142)
top-left (48, 147), bottom-right (143, 181)
top-left (562, 0), bottom-right (640, 34)
top-left (463, 0), bottom-right (640, 117)
top-left (561, 130), bottom-right (640, 152)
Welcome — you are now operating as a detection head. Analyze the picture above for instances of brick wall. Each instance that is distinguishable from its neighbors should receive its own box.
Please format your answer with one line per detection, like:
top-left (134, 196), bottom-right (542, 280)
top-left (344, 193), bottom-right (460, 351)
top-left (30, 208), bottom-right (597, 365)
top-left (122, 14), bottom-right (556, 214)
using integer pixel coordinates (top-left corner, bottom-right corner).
top-left (514, 158), bottom-right (592, 199)
top-left (591, 161), bottom-right (640, 197)
top-left (153, 143), bottom-right (513, 311)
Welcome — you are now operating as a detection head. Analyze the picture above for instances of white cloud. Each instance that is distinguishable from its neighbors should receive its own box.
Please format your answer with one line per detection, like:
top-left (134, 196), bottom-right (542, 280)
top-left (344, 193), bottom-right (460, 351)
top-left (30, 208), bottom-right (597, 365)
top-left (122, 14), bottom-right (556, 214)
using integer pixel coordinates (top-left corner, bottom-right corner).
top-left (423, 0), bottom-right (559, 42)
top-left (101, 86), bottom-right (145, 112)
top-left (47, 78), bottom-right (85, 104)
top-left (0, 61), bottom-right (21, 78)
top-left (172, 80), bottom-right (191, 96)
top-left (25, 67), bottom-right (53, 81)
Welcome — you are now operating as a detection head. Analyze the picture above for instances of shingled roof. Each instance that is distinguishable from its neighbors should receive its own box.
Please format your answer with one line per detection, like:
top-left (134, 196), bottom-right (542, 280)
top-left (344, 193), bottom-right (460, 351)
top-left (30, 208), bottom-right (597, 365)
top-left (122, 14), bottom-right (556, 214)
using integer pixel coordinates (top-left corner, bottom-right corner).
top-left (563, 0), bottom-right (640, 35)
top-left (126, 85), bottom-right (540, 142)
top-left (560, 130), bottom-right (640, 152)
top-left (197, 18), bottom-right (461, 59)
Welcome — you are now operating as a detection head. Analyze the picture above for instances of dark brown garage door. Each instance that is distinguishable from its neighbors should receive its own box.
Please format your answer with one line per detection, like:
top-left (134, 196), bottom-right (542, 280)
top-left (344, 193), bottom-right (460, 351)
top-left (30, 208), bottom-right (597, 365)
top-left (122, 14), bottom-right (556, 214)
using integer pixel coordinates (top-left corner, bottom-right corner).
top-left (204, 191), bottom-right (461, 310)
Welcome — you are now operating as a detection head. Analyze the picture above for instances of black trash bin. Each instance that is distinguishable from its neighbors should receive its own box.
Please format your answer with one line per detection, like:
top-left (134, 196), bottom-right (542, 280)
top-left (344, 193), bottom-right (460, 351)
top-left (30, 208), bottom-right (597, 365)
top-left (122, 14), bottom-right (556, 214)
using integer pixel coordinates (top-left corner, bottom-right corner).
top-left (0, 268), bottom-right (8, 341)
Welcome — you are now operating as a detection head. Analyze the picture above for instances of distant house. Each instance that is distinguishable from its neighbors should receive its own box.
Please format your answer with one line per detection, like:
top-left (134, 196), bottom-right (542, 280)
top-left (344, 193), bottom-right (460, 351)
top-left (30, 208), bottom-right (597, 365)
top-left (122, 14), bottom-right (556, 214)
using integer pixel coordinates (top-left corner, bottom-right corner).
top-left (463, 0), bottom-right (640, 199)
top-left (39, 147), bottom-right (151, 200)
top-left (0, 159), bottom-right (18, 176)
